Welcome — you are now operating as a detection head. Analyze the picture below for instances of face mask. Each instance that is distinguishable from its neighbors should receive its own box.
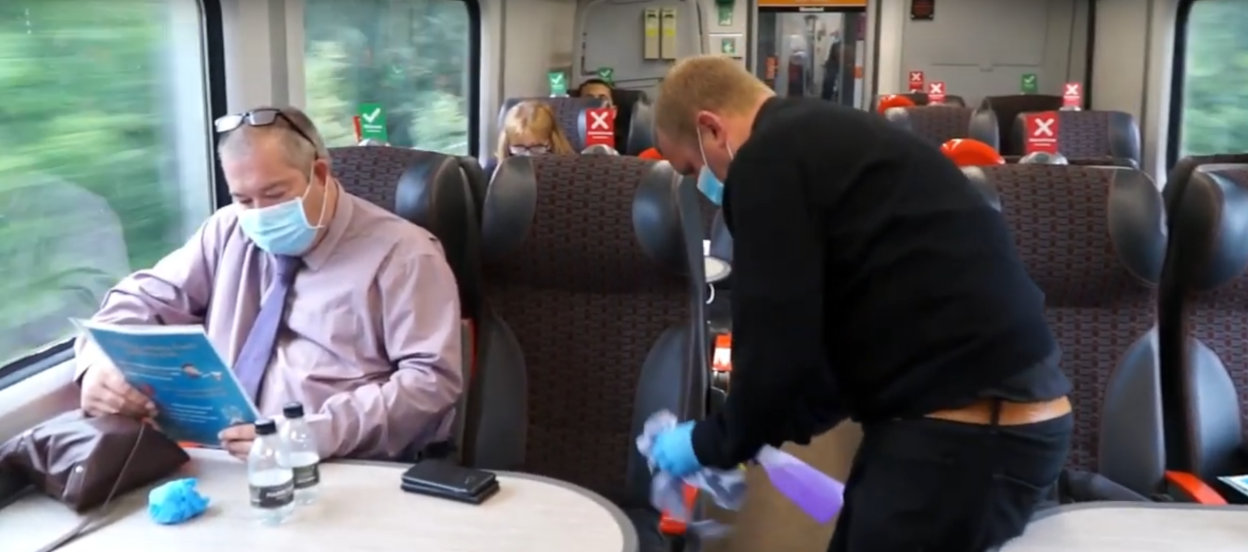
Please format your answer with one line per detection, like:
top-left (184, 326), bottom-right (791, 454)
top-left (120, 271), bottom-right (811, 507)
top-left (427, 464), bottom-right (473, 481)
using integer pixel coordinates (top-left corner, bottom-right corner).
top-left (238, 174), bottom-right (328, 256)
top-left (696, 127), bottom-right (734, 206)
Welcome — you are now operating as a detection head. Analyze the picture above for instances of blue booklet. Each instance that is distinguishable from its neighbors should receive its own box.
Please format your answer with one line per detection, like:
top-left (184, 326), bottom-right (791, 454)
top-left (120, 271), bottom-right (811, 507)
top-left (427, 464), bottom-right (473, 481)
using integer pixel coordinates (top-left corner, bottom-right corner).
top-left (78, 320), bottom-right (259, 447)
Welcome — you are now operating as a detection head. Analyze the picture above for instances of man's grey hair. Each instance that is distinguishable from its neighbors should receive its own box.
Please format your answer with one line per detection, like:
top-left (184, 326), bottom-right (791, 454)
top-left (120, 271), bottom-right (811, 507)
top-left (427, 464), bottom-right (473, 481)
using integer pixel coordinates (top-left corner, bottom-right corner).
top-left (217, 106), bottom-right (331, 169)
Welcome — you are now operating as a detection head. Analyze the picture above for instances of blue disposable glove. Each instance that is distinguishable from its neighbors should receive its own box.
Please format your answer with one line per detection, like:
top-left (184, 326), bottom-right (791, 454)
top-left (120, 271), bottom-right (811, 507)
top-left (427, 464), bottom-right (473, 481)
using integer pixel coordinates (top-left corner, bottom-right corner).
top-left (652, 421), bottom-right (702, 477)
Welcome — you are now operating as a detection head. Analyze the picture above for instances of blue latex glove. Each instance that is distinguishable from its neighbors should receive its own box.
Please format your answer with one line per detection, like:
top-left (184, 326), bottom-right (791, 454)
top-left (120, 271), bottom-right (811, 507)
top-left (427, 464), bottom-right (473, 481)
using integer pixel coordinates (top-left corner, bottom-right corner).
top-left (652, 421), bottom-right (702, 477)
top-left (147, 478), bottom-right (209, 525)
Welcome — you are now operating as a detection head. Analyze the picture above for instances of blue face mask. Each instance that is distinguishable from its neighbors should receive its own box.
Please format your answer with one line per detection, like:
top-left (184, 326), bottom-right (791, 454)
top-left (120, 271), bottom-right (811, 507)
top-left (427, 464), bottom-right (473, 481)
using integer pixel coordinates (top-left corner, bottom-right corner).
top-left (696, 127), bottom-right (734, 206)
top-left (238, 177), bottom-right (327, 256)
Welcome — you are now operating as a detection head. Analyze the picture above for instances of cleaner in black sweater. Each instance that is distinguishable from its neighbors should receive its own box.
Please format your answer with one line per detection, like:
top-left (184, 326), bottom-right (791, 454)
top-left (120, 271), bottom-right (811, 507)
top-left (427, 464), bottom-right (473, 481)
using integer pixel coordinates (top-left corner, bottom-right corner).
top-left (647, 55), bottom-right (1073, 552)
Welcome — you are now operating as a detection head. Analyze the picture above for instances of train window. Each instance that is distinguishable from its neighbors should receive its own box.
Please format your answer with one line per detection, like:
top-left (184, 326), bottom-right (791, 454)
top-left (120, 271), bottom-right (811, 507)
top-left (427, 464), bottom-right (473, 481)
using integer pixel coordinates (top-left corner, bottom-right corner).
top-left (0, 1), bottom-right (213, 375)
top-left (303, 0), bottom-right (474, 154)
top-left (1174, 0), bottom-right (1248, 157)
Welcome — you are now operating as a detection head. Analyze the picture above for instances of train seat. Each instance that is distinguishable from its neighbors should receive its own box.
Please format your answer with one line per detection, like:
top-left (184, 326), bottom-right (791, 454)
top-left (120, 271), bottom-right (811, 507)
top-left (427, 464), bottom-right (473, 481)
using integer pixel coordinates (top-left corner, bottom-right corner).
top-left (608, 88), bottom-right (655, 155)
top-left (980, 94), bottom-right (1063, 154)
top-left (1158, 164), bottom-right (1248, 502)
top-left (883, 105), bottom-right (1001, 150)
top-left (328, 145), bottom-right (484, 462)
top-left (1011, 110), bottom-right (1141, 167)
top-left (969, 165), bottom-right (1171, 497)
top-left (1162, 153), bottom-right (1248, 209)
top-left (473, 154), bottom-right (709, 550)
top-left (496, 96), bottom-right (607, 152)
top-left (456, 154), bottom-right (490, 218)
top-left (879, 92), bottom-right (967, 107)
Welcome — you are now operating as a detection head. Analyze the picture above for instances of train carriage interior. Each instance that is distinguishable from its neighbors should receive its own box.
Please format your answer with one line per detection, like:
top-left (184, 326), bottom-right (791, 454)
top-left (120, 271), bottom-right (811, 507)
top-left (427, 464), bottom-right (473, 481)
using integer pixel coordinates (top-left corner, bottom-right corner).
top-left (3, 0), bottom-right (1248, 550)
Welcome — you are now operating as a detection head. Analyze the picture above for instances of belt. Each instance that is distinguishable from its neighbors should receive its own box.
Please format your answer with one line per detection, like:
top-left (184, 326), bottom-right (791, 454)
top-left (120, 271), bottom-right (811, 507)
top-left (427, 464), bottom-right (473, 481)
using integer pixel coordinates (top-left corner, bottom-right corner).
top-left (924, 396), bottom-right (1071, 426)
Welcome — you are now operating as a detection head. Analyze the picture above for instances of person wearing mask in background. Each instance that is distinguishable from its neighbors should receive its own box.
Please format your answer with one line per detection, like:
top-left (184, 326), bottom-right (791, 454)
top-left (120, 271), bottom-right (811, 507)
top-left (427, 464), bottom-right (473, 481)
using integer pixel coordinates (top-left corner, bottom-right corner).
top-left (485, 100), bottom-right (576, 176)
top-left (576, 78), bottom-right (615, 108)
top-left (75, 106), bottom-right (464, 462)
top-left (646, 55), bottom-right (1072, 552)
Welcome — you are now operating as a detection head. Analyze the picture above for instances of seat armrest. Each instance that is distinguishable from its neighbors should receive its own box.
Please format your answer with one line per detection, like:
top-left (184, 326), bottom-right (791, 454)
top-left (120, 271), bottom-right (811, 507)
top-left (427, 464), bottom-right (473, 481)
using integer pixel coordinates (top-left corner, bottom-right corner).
top-left (1163, 470), bottom-right (1228, 504)
top-left (659, 484), bottom-right (700, 537)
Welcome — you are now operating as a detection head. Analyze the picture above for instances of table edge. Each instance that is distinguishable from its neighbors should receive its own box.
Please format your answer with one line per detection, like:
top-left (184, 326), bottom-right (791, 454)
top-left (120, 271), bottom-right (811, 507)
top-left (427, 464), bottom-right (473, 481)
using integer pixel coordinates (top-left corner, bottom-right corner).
top-left (1031, 500), bottom-right (1248, 521)
top-left (317, 455), bottom-right (640, 552)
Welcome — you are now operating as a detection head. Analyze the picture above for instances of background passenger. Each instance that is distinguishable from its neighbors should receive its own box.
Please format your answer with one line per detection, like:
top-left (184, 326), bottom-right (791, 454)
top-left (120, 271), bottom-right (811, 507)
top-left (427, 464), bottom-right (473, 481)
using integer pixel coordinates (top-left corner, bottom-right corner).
top-left (576, 78), bottom-right (614, 108)
top-left (74, 106), bottom-right (464, 462)
top-left (486, 100), bottom-right (575, 175)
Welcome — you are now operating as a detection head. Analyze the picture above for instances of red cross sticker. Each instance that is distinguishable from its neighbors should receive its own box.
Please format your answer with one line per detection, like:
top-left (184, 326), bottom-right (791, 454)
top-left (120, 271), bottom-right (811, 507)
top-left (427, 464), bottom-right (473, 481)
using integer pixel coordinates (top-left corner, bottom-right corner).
top-left (1024, 112), bottom-right (1060, 154)
top-left (907, 70), bottom-right (925, 92)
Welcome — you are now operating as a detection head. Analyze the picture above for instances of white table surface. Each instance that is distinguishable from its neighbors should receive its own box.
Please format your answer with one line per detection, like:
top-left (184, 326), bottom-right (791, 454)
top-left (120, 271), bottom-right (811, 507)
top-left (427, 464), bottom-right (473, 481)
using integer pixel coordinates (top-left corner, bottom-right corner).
top-left (999, 502), bottom-right (1248, 551)
top-left (2, 449), bottom-right (639, 552)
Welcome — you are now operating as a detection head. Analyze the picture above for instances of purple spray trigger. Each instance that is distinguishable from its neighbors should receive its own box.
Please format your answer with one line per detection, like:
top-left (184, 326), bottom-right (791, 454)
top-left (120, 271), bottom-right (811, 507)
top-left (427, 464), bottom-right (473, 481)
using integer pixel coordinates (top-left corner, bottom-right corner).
top-left (755, 446), bottom-right (845, 524)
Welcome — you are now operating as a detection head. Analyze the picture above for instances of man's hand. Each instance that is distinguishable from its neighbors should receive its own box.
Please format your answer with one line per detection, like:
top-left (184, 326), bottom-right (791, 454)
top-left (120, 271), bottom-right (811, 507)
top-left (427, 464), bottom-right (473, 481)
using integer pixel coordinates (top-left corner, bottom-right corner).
top-left (80, 363), bottom-right (157, 418)
top-left (219, 424), bottom-right (256, 460)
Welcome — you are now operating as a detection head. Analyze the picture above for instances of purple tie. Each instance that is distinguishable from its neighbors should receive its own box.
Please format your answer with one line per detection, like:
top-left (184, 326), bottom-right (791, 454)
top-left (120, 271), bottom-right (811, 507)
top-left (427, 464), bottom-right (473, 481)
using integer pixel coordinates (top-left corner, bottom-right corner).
top-left (235, 255), bottom-right (301, 401)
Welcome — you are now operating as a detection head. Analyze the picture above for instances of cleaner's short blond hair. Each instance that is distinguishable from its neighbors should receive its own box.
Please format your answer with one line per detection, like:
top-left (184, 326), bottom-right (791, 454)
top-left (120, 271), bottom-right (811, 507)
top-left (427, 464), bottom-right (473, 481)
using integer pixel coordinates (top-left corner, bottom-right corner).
top-left (653, 55), bottom-right (773, 146)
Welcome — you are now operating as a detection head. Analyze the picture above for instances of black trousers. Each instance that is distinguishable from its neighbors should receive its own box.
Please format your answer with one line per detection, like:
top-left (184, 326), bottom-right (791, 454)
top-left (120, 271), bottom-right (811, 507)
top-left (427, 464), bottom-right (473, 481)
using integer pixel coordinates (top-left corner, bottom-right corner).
top-left (828, 408), bottom-right (1072, 552)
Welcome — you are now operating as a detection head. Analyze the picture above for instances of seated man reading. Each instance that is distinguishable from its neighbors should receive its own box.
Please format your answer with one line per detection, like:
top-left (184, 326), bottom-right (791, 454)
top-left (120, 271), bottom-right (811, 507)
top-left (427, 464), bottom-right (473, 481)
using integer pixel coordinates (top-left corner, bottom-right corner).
top-left (74, 106), bottom-right (464, 461)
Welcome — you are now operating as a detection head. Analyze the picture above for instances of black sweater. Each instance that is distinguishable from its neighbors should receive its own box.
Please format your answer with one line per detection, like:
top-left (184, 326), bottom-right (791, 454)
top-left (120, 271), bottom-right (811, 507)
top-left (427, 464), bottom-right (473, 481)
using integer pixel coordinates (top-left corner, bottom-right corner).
top-left (690, 97), bottom-right (1070, 469)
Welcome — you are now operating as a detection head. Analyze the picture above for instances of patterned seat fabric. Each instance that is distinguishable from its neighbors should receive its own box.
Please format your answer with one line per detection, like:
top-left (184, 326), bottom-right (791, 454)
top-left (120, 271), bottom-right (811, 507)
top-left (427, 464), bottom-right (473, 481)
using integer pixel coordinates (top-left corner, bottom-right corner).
top-left (979, 165), bottom-right (1162, 474)
top-left (479, 154), bottom-right (699, 500)
top-left (1012, 110), bottom-right (1142, 166)
top-left (497, 96), bottom-right (607, 152)
top-left (980, 94), bottom-right (1063, 155)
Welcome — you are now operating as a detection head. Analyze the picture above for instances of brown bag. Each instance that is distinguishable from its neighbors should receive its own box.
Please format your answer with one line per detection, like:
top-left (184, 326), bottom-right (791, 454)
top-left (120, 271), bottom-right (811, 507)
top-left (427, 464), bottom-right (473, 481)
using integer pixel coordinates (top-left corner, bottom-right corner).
top-left (0, 410), bottom-right (188, 512)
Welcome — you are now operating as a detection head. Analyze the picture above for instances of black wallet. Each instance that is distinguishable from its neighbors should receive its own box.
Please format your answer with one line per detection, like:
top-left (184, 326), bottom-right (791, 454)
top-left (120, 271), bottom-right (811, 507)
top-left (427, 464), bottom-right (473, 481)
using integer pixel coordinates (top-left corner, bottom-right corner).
top-left (400, 460), bottom-right (499, 505)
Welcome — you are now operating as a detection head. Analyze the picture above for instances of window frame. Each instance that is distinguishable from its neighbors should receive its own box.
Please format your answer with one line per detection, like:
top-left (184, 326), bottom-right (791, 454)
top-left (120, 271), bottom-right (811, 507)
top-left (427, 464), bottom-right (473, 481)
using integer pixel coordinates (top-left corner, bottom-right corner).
top-left (1165, 0), bottom-right (1199, 168)
top-left (0, 0), bottom-right (226, 390)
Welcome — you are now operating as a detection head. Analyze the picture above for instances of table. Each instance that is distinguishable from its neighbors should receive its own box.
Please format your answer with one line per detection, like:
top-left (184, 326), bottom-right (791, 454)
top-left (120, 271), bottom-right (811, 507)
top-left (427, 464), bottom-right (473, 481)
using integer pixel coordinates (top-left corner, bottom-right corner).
top-left (999, 502), bottom-right (1248, 551)
top-left (2, 449), bottom-right (639, 552)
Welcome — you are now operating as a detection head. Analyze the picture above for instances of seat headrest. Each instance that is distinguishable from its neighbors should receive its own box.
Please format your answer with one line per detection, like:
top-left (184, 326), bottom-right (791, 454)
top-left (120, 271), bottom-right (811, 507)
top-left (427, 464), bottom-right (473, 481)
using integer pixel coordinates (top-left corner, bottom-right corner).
top-left (1011, 110), bottom-right (1141, 165)
top-left (1163, 153), bottom-right (1248, 212)
top-left (877, 94), bottom-right (917, 114)
top-left (1019, 151), bottom-right (1069, 165)
top-left (329, 145), bottom-right (443, 214)
top-left (1170, 164), bottom-right (1248, 291)
top-left (480, 155), bottom-right (686, 288)
top-left (581, 144), bottom-right (619, 155)
top-left (980, 95), bottom-right (1063, 155)
top-left (959, 166), bottom-right (1003, 212)
top-left (884, 106), bottom-right (998, 148)
top-left (941, 138), bottom-right (1004, 168)
top-left (625, 100), bottom-right (655, 155)
top-left (981, 165), bottom-right (1166, 292)
top-left (497, 97), bottom-right (607, 152)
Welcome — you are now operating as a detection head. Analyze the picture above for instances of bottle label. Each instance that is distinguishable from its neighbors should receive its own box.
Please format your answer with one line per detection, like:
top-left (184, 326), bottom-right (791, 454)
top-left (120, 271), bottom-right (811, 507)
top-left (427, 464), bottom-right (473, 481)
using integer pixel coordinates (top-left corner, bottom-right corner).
top-left (250, 480), bottom-right (295, 509)
top-left (293, 464), bottom-right (320, 489)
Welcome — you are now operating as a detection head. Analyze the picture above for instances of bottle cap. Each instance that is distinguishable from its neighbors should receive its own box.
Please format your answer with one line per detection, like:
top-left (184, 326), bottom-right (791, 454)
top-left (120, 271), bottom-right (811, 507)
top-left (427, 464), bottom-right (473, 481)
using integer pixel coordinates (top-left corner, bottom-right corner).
top-left (255, 419), bottom-right (277, 435)
top-left (283, 402), bottom-right (305, 419)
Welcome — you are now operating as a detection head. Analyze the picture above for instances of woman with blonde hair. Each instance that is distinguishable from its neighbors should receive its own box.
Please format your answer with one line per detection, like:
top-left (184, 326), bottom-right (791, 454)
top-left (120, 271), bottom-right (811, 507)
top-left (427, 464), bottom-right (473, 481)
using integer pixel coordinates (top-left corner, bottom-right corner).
top-left (493, 100), bottom-right (575, 161)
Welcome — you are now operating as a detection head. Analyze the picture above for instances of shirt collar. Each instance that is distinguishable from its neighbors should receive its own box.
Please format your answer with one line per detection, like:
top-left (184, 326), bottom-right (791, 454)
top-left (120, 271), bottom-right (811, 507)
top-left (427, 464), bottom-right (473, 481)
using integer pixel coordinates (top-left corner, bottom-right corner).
top-left (301, 177), bottom-right (353, 271)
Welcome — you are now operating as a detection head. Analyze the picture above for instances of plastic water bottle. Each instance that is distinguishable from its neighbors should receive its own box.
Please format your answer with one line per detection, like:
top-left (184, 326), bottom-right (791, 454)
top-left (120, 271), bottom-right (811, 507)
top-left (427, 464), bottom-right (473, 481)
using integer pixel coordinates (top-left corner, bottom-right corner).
top-left (281, 402), bottom-right (321, 505)
top-left (248, 419), bottom-right (295, 525)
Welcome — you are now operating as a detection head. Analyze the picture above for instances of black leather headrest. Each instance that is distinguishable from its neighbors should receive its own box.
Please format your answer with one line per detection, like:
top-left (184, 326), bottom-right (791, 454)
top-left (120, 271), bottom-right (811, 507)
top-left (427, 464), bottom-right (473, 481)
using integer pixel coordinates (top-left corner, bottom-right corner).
top-left (1163, 153), bottom-right (1248, 213)
top-left (480, 155), bottom-right (686, 285)
top-left (496, 97), bottom-right (606, 152)
top-left (625, 101), bottom-right (655, 155)
top-left (1107, 168), bottom-right (1169, 285)
top-left (1169, 164), bottom-right (1248, 291)
top-left (959, 167), bottom-right (1003, 212)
